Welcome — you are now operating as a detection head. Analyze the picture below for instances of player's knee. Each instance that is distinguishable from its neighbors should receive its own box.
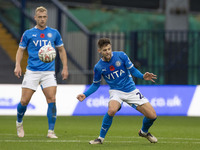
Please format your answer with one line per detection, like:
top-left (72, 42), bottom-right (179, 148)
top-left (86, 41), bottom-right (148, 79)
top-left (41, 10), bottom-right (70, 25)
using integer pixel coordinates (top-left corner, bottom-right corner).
top-left (20, 98), bottom-right (30, 106)
top-left (108, 108), bottom-right (118, 116)
top-left (46, 97), bottom-right (56, 103)
top-left (149, 112), bottom-right (157, 120)
top-left (20, 100), bottom-right (28, 106)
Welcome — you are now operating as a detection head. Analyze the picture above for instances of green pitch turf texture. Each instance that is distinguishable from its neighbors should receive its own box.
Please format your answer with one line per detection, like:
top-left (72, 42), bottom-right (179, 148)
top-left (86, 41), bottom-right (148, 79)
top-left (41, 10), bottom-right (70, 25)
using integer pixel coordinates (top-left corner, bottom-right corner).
top-left (0, 116), bottom-right (200, 150)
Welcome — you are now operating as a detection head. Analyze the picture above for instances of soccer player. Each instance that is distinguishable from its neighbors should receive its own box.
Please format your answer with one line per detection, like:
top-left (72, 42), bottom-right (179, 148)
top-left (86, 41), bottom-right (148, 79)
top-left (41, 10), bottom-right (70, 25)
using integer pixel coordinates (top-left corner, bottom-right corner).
top-left (14, 6), bottom-right (68, 138)
top-left (77, 38), bottom-right (157, 144)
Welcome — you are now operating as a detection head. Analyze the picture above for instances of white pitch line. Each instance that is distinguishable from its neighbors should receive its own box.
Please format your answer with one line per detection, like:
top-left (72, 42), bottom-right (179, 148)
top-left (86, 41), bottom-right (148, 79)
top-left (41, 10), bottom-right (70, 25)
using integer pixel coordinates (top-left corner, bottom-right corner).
top-left (0, 140), bottom-right (200, 144)
top-left (77, 135), bottom-right (200, 141)
top-left (1, 134), bottom-right (200, 142)
top-left (0, 140), bottom-right (86, 143)
top-left (0, 133), bottom-right (45, 137)
top-left (158, 137), bottom-right (200, 141)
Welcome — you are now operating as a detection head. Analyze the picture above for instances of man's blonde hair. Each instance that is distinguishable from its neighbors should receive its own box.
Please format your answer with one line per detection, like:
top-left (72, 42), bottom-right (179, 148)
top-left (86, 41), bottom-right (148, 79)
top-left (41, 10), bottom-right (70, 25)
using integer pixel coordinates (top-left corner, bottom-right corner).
top-left (35, 6), bottom-right (47, 14)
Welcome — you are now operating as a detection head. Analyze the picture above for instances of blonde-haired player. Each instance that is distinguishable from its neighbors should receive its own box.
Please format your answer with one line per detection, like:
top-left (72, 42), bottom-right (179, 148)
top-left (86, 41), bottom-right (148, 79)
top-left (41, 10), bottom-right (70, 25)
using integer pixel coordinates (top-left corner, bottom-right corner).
top-left (14, 6), bottom-right (68, 138)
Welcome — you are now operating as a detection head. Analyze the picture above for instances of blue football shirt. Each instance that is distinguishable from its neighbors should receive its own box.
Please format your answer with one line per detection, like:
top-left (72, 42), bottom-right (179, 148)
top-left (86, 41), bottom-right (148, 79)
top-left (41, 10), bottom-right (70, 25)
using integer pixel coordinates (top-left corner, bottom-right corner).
top-left (93, 51), bottom-right (137, 92)
top-left (19, 26), bottom-right (63, 71)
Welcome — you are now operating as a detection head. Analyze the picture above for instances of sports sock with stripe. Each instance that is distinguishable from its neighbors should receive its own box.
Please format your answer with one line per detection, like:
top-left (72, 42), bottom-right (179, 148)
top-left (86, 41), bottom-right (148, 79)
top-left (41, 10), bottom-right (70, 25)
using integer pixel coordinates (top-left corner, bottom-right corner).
top-left (47, 102), bottom-right (57, 130)
top-left (141, 116), bottom-right (156, 133)
top-left (99, 113), bottom-right (113, 138)
top-left (17, 102), bottom-right (27, 123)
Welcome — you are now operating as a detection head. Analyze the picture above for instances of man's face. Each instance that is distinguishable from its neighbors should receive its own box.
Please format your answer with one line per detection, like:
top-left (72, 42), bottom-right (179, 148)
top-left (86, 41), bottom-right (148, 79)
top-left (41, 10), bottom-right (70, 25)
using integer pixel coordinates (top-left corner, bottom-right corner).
top-left (98, 44), bottom-right (112, 61)
top-left (34, 11), bottom-right (48, 28)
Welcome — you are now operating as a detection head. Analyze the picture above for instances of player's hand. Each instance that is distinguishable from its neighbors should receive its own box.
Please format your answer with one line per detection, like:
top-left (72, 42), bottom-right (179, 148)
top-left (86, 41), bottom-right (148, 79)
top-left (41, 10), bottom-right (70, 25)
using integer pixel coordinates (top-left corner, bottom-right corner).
top-left (143, 72), bottom-right (157, 82)
top-left (77, 94), bottom-right (86, 102)
top-left (14, 65), bottom-right (22, 78)
top-left (61, 68), bottom-right (69, 80)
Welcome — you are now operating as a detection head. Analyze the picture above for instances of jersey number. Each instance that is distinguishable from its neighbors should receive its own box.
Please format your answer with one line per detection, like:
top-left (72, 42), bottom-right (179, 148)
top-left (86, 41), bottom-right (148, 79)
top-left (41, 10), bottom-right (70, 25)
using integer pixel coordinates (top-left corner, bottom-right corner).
top-left (136, 92), bottom-right (144, 99)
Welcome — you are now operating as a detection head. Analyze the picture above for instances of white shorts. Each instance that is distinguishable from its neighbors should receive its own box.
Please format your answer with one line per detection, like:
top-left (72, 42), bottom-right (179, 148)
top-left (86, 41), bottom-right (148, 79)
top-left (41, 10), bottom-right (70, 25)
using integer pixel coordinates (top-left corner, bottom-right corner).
top-left (109, 89), bottom-right (149, 109)
top-left (22, 69), bottom-right (57, 91)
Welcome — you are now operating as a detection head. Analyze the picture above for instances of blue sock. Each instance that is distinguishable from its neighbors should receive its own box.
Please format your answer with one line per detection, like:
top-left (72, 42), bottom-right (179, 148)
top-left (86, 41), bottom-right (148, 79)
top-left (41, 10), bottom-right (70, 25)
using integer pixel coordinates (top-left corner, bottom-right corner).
top-left (141, 117), bottom-right (156, 133)
top-left (47, 102), bottom-right (57, 130)
top-left (100, 113), bottom-right (113, 138)
top-left (17, 102), bottom-right (27, 123)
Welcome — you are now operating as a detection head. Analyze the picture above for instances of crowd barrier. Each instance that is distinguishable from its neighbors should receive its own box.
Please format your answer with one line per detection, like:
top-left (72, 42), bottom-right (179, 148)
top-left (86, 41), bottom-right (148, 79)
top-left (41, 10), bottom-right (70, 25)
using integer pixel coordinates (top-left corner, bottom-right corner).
top-left (0, 84), bottom-right (199, 116)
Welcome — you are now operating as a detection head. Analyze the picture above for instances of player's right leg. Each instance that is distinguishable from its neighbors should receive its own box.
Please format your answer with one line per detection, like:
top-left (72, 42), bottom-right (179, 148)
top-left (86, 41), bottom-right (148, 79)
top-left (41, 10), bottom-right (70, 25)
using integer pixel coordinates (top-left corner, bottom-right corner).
top-left (89, 100), bottom-right (121, 144)
top-left (16, 88), bottom-right (35, 137)
top-left (16, 69), bottom-right (40, 137)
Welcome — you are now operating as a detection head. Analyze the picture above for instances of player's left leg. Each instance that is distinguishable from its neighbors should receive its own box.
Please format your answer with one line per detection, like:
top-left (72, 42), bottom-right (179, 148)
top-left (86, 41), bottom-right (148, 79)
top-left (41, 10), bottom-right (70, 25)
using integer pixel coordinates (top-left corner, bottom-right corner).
top-left (127, 89), bottom-right (157, 143)
top-left (137, 102), bottom-right (157, 143)
top-left (43, 86), bottom-right (58, 138)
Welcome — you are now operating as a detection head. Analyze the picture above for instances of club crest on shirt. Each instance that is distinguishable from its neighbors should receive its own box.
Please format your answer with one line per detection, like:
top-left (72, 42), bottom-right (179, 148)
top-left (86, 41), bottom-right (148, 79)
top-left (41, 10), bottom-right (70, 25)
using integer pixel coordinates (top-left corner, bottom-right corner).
top-left (115, 61), bottom-right (121, 67)
top-left (47, 33), bottom-right (52, 38)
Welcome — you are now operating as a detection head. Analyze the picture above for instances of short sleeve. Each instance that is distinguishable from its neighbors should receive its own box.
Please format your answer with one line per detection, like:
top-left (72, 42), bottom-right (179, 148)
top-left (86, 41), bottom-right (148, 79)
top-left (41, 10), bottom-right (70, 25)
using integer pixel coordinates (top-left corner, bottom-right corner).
top-left (19, 31), bottom-right (28, 49)
top-left (55, 30), bottom-right (64, 47)
top-left (120, 52), bottom-right (134, 69)
top-left (93, 66), bottom-right (102, 83)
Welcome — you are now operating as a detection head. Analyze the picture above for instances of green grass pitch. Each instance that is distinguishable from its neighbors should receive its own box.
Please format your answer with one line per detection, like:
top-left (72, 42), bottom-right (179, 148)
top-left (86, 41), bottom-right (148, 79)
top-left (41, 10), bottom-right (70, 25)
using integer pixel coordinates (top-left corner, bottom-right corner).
top-left (0, 116), bottom-right (200, 150)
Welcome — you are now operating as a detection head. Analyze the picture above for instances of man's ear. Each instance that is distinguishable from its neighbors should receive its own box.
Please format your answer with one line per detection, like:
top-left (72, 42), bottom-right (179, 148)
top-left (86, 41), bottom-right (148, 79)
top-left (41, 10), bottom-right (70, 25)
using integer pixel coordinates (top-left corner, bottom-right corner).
top-left (97, 49), bottom-right (101, 53)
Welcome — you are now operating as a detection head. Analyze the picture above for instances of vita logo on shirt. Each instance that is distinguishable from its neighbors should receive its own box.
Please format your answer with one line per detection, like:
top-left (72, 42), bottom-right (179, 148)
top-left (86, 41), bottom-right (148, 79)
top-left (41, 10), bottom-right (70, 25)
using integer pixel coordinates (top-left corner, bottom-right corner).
top-left (32, 33), bottom-right (52, 46)
top-left (105, 69), bottom-right (125, 80)
top-left (33, 40), bottom-right (52, 47)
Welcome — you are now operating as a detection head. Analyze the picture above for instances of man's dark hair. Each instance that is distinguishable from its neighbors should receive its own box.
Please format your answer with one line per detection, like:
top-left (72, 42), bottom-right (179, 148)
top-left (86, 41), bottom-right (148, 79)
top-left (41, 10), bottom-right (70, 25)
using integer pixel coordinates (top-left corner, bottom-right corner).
top-left (97, 38), bottom-right (111, 49)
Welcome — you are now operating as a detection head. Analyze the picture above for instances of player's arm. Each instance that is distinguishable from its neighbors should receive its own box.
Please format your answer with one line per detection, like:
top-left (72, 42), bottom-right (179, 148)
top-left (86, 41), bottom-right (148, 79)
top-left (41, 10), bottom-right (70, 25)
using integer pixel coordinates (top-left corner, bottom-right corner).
top-left (120, 52), bottom-right (144, 79)
top-left (143, 72), bottom-right (157, 82)
top-left (128, 62), bottom-right (157, 82)
top-left (57, 46), bottom-right (69, 80)
top-left (128, 66), bottom-right (144, 79)
top-left (14, 31), bottom-right (27, 78)
top-left (129, 67), bottom-right (157, 82)
top-left (77, 82), bottom-right (100, 102)
top-left (121, 52), bottom-right (157, 81)
top-left (14, 47), bottom-right (25, 78)
top-left (77, 66), bottom-right (101, 102)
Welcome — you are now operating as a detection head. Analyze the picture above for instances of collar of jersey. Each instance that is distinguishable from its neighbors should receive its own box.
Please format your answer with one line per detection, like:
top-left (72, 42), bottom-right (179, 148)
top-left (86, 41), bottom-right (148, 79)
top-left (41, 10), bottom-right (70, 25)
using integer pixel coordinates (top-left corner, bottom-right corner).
top-left (34, 26), bottom-right (48, 30)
